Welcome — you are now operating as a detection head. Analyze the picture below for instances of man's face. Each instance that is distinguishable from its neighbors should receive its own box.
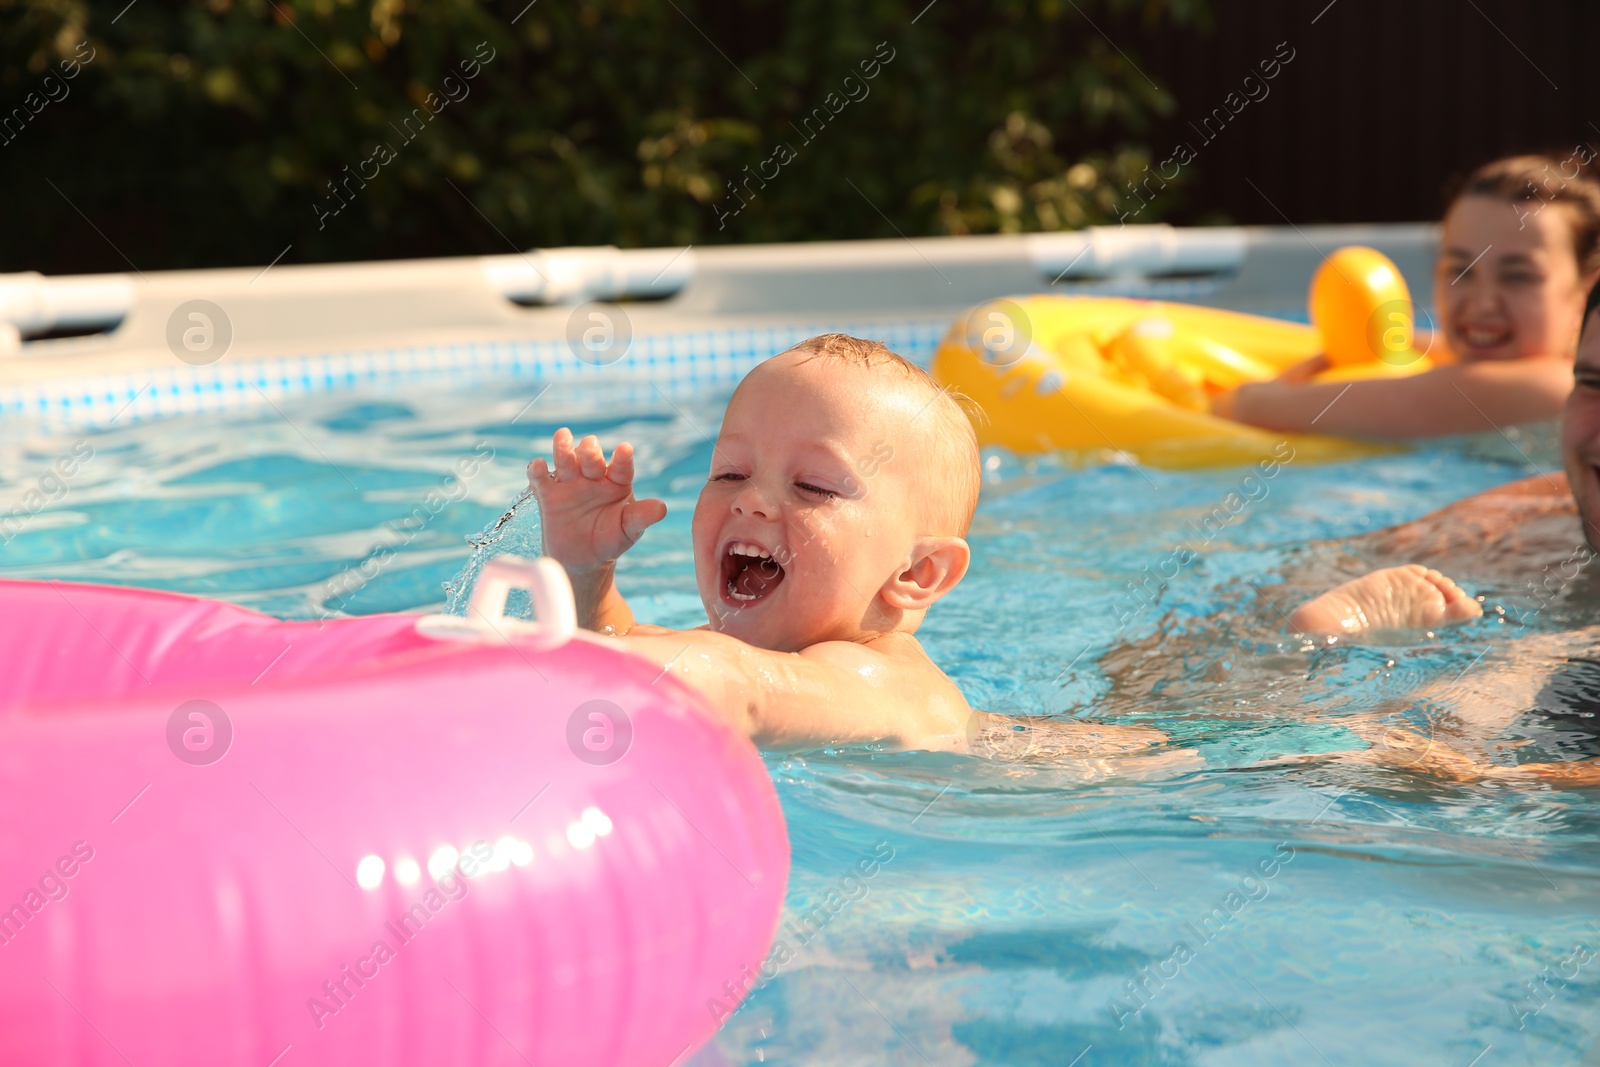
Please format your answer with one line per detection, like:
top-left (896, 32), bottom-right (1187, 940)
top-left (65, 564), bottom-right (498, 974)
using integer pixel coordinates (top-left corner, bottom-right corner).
top-left (1562, 312), bottom-right (1600, 548)
top-left (691, 356), bottom-right (926, 652)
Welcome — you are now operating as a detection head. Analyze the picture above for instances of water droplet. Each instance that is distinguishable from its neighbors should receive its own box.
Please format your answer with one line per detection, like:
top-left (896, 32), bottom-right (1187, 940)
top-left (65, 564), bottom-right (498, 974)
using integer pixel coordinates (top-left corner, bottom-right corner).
top-left (443, 489), bottom-right (544, 617)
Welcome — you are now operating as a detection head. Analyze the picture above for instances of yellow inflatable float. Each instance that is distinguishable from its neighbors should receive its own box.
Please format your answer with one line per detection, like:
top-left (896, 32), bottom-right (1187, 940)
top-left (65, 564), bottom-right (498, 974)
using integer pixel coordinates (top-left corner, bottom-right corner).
top-left (931, 246), bottom-right (1433, 469)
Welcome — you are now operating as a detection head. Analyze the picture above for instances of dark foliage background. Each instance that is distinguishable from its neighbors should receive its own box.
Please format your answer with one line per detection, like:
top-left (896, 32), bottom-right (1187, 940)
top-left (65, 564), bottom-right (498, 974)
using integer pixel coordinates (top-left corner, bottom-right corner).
top-left (1137, 0), bottom-right (1600, 231)
top-left (0, 0), bottom-right (1205, 273)
top-left (1, 0), bottom-right (1592, 274)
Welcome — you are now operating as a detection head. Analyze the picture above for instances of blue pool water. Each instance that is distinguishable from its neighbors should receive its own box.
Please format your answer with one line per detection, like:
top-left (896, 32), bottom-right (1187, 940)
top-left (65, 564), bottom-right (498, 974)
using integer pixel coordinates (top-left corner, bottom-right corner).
top-left (3, 379), bottom-right (1598, 1066)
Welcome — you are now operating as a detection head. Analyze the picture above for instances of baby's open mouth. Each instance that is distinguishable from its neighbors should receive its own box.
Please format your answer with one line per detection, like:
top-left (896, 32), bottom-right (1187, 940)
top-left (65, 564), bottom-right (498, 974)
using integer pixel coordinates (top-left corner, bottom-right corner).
top-left (720, 540), bottom-right (786, 605)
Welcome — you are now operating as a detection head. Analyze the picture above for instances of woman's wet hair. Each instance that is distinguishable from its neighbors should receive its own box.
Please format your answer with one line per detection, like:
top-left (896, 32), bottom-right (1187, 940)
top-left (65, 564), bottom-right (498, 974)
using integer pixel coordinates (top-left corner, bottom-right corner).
top-left (1585, 276), bottom-right (1600, 339)
top-left (1448, 153), bottom-right (1600, 276)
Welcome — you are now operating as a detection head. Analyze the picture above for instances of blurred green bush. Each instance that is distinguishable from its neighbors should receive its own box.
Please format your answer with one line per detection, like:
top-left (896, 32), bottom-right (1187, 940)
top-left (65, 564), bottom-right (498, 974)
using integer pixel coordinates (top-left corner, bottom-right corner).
top-left (0, 0), bottom-right (1205, 272)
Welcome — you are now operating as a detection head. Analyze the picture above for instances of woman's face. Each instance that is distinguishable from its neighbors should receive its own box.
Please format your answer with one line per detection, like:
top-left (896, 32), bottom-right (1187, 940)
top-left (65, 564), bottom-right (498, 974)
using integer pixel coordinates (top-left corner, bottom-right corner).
top-left (1434, 194), bottom-right (1591, 363)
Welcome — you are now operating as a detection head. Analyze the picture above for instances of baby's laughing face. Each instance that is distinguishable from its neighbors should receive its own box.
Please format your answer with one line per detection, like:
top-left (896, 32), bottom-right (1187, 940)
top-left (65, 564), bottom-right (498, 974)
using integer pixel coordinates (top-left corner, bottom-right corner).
top-left (691, 352), bottom-right (945, 652)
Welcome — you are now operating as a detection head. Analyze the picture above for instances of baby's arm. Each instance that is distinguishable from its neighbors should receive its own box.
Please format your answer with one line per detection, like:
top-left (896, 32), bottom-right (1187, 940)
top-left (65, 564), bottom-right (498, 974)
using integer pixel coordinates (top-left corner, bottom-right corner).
top-left (616, 629), bottom-right (1177, 759)
top-left (968, 713), bottom-right (1174, 765)
top-left (611, 628), bottom-right (974, 751)
top-left (528, 428), bottom-right (667, 632)
top-left (1288, 564), bottom-right (1482, 638)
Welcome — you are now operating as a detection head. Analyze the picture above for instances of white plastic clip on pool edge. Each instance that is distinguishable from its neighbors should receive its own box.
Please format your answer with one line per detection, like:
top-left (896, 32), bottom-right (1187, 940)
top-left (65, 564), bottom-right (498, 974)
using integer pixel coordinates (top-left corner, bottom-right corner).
top-left (415, 554), bottom-right (578, 648)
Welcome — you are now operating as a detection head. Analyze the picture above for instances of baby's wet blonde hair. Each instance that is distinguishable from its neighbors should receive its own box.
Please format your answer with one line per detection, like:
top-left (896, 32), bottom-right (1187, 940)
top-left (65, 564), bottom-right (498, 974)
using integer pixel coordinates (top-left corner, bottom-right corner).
top-left (787, 333), bottom-right (982, 537)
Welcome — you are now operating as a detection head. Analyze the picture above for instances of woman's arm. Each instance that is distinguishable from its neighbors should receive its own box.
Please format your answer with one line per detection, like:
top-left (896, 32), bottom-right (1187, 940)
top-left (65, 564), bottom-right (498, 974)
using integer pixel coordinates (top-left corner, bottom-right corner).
top-left (1217, 357), bottom-right (1572, 438)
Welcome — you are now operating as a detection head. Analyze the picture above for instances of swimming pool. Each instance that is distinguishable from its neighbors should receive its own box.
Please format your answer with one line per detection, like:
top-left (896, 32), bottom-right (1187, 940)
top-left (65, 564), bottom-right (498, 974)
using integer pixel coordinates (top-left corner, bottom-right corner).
top-left (5, 363), bottom-right (1596, 1066)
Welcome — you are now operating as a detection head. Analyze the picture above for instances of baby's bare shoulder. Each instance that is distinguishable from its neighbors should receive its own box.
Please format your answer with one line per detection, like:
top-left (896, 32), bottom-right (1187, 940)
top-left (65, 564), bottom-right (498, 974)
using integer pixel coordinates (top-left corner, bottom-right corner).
top-left (804, 630), bottom-right (934, 668)
top-left (623, 623), bottom-right (688, 637)
top-left (802, 631), bottom-right (963, 694)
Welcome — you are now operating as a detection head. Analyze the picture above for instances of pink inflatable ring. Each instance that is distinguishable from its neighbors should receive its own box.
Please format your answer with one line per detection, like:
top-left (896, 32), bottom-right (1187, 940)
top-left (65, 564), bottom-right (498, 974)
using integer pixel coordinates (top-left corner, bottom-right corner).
top-left (0, 557), bottom-right (788, 1066)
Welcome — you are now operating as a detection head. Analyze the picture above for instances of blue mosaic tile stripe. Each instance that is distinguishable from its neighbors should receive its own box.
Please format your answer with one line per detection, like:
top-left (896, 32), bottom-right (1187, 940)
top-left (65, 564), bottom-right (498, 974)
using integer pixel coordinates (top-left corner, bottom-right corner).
top-left (0, 318), bottom-right (954, 428)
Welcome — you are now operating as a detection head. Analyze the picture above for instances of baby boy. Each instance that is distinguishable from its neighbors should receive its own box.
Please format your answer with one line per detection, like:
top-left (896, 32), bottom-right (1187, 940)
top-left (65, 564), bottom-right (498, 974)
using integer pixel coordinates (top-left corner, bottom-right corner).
top-left (529, 333), bottom-right (1163, 757)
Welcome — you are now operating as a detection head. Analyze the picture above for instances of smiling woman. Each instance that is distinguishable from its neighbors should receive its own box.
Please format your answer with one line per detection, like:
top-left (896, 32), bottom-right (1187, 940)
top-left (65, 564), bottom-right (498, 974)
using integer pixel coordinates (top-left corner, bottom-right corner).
top-left (1437, 153), bottom-right (1600, 361)
top-left (1216, 152), bottom-right (1600, 439)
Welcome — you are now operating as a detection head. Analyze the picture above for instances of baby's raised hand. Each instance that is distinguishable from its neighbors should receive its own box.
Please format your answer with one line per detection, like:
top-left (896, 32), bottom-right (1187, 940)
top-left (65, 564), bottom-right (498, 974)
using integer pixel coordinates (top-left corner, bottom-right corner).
top-left (528, 428), bottom-right (667, 572)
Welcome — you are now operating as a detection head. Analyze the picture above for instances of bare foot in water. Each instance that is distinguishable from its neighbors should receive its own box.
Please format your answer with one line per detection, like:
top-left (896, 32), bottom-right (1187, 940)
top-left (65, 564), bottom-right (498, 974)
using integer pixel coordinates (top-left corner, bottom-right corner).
top-left (1289, 564), bottom-right (1483, 638)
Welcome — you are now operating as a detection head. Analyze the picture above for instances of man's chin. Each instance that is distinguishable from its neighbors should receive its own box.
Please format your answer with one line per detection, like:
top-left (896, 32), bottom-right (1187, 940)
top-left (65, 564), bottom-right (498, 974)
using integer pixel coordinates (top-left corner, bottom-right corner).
top-left (1579, 501), bottom-right (1600, 552)
top-left (1573, 468), bottom-right (1600, 549)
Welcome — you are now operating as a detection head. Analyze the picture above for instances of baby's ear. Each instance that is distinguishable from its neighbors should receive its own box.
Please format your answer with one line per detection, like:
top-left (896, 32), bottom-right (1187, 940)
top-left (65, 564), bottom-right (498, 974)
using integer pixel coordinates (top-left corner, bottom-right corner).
top-left (881, 536), bottom-right (971, 612)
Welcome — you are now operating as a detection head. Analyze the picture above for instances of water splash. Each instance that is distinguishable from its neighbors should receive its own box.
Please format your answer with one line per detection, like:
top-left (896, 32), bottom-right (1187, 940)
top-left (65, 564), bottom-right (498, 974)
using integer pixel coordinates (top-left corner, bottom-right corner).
top-left (442, 488), bottom-right (544, 618)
